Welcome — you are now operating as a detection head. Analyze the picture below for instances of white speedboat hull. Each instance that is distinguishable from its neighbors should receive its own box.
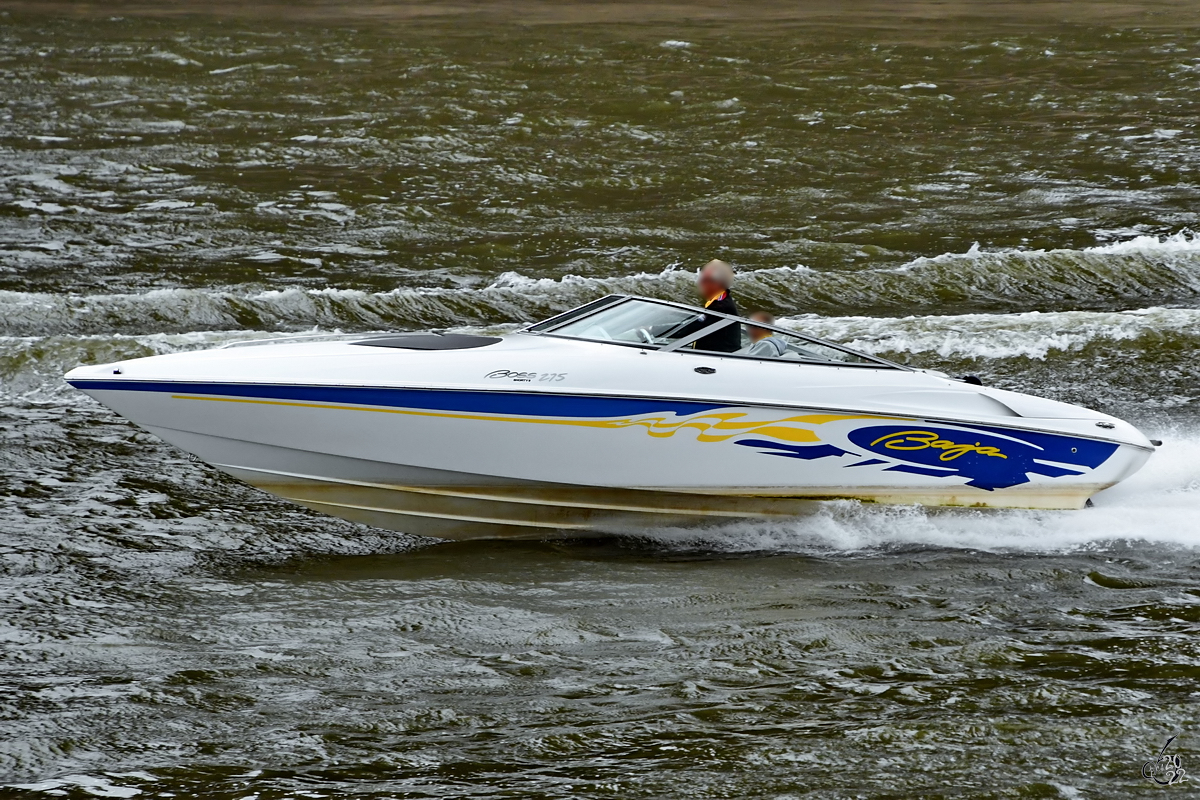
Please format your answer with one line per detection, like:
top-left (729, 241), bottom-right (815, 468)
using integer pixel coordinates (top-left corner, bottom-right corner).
top-left (66, 324), bottom-right (1154, 540)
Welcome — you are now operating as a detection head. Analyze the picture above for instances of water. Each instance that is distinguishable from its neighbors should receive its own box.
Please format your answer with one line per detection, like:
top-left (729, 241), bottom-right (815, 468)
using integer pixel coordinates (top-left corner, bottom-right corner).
top-left (2, 3), bottom-right (1200, 796)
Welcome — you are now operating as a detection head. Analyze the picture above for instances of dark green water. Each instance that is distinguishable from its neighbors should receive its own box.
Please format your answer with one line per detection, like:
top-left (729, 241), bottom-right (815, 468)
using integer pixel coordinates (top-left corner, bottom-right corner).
top-left (2, 3), bottom-right (1200, 797)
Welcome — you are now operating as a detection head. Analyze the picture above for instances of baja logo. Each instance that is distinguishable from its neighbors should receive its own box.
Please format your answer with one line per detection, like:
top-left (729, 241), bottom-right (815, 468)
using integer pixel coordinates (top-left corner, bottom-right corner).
top-left (869, 430), bottom-right (1007, 462)
top-left (848, 424), bottom-right (1119, 490)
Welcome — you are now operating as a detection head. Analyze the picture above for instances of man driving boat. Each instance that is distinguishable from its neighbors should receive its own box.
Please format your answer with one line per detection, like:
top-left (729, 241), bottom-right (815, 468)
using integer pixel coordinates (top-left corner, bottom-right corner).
top-left (678, 259), bottom-right (741, 352)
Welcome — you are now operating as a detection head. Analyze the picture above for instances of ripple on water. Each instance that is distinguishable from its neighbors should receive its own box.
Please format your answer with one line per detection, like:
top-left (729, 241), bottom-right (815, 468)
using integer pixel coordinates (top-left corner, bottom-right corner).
top-left (4, 8), bottom-right (1200, 798)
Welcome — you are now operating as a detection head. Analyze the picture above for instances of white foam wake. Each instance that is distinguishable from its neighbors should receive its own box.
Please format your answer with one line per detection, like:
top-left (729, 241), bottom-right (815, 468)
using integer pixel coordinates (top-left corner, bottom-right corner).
top-left (1085, 230), bottom-right (1200, 255)
top-left (3, 230), bottom-right (1200, 336)
top-left (780, 306), bottom-right (1200, 361)
top-left (642, 431), bottom-right (1200, 554)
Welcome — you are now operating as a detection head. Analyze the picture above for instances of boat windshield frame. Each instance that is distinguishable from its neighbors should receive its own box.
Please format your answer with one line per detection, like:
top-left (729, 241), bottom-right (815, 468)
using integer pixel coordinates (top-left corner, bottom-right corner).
top-left (520, 295), bottom-right (907, 370)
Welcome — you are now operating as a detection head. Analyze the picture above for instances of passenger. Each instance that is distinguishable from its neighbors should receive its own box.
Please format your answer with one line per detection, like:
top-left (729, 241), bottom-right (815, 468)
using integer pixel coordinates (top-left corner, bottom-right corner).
top-left (681, 259), bottom-right (741, 353)
top-left (743, 312), bottom-right (787, 357)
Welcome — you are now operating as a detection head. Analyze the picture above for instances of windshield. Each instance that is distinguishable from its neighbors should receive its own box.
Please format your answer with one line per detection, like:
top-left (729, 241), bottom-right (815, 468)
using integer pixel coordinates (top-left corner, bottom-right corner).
top-left (549, 299), bottom-right (707, 347)
top-left (532, 295), bottom-right (900, 369)
top-left (719, 327), bottom-right (880, 365)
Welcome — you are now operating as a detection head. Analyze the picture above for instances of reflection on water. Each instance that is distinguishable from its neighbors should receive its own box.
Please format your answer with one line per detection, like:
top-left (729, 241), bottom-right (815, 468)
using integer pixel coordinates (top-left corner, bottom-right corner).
top-left (2, 1), bottom-right (1199, 797)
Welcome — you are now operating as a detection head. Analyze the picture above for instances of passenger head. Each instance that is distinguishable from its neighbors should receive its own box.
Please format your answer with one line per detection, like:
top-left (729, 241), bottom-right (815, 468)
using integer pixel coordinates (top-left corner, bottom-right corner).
top-left (697, 259), bottom-right (734, 301)
top-left (747, 311), bottom-right (775, 342)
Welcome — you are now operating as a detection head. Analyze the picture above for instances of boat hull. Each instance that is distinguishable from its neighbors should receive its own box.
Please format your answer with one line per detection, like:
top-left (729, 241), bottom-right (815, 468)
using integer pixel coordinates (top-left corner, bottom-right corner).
top-left (68, 378), bottom-right (1153, 540)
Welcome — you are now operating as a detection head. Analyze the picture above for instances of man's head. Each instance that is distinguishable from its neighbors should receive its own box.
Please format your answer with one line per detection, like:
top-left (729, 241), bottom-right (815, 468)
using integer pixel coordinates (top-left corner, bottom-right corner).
top-left (748, 311), bottom-right (775, 342)
top-left (697, 259), bottom-right (734, 301)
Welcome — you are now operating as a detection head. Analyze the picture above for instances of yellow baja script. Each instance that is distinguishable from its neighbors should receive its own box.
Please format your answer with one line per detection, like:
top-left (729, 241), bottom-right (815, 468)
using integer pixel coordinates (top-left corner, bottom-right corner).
top-left (870, 430), bottom-right (1008, 461)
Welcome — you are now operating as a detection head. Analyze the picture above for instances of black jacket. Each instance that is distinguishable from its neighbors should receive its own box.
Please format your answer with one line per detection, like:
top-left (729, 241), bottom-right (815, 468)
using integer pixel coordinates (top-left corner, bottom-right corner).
top-left (679, 292), bottom-right (741, 353)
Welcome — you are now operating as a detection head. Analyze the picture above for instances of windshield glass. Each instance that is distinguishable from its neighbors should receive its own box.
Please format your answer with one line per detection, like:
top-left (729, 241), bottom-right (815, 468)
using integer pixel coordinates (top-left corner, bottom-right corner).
top-left (536, 295), bottom-right (898, 368)
top-left (549, 299), bottom-right (708, 347)
top-left (712, 326), bottom-right (880, 365)
top-left (524, 295), bottom-right (623, 332)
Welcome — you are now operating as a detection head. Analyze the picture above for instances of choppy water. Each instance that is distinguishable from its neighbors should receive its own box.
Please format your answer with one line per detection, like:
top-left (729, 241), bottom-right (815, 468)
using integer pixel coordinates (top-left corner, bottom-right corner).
top-left (2, 4), bottom-right (1200, 797)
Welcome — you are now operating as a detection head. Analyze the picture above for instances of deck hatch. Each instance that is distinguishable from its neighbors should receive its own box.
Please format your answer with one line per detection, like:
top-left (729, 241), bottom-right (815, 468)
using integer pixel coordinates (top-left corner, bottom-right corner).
top-left (353, 334), bottom-right (502, 350)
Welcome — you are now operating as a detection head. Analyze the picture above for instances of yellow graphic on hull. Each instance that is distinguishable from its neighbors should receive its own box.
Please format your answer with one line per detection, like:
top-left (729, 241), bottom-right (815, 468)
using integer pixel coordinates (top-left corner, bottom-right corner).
top-left (604, 411), bottom-right (873, 442)
top-left (172, 394), bottom-right (884, 446)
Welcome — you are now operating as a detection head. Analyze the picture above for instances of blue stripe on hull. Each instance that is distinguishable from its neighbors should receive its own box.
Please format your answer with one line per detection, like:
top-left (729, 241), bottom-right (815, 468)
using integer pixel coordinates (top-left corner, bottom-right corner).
top-left (67, 379), bottom-right (727, 419)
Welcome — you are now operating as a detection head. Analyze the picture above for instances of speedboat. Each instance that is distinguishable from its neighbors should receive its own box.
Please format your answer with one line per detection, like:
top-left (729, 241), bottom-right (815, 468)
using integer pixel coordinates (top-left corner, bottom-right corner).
top-left (65, 294), bottom-right (1155, 540)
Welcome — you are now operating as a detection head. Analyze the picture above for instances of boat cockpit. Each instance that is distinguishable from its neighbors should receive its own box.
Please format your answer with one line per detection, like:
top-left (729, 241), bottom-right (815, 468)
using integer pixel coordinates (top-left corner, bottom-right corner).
top-left (522, 295), bottom-right (905, 370)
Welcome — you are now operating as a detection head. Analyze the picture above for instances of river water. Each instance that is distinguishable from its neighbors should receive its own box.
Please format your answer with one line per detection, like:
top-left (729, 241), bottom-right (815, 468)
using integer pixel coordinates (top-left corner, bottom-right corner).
top-left (2, 3), bottom-right (1199, 797)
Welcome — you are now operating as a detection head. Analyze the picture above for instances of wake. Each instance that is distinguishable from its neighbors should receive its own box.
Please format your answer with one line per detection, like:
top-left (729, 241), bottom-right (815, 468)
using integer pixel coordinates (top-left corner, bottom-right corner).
top-left (638, 430), bottom-right (1200, 555)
